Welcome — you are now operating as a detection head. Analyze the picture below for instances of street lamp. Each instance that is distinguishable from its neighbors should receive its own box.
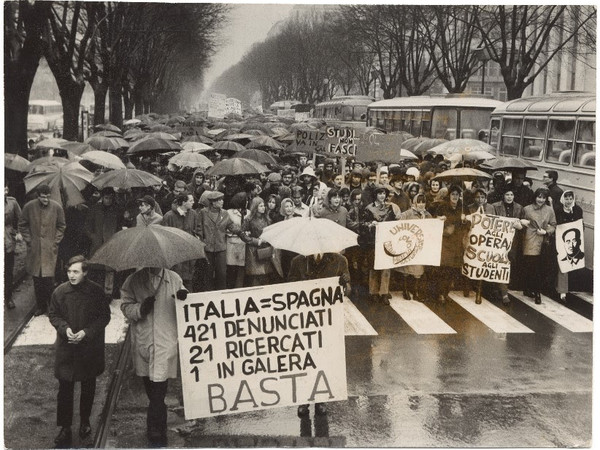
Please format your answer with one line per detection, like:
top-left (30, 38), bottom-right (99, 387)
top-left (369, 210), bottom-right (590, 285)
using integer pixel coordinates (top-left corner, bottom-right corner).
top-left (472, 45), bottom-right (491, 95)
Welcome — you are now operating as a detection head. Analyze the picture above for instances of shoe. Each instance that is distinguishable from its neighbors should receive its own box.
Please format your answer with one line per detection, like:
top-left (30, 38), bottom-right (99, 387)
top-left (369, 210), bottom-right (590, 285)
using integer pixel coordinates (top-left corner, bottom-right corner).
top-left (297, 404), bottom-right (309, 417)
top-left (79, 422), bottom-right (92, 439)
top-left (54, 427), bottom-right (72, 447)
top-left (534, 293), bottom-right (542, 305)
top-left (6, 300), bottom-right (15, 310)
top-left (463, 290), bottom-right (470, 297)
top-left (443, 294), bottom-right (452, 304)
top-left (475, 296), bottom-right (482, 305)
top-left (559, 293), bottom-right (567, 302)
top-left (402, 290), bottom-right (411, 300)
top-left (315, 403), bottom-right (327, 416)
top-left (34, 307), bottom-right (46, 316)
top-left (523, 290), bottom-right (534, 298)
top-left (502, 296), bottom-right (511, 305)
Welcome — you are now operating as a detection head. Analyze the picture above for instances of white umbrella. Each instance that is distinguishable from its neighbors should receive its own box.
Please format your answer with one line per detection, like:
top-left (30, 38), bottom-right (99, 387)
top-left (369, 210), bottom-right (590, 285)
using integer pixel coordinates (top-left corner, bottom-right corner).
top-left (260, 216), bottom-right (358, 256)
top-left (81, 150), bottom-right (127, 170)
top-left (181, 141), bottom-right (213, 152)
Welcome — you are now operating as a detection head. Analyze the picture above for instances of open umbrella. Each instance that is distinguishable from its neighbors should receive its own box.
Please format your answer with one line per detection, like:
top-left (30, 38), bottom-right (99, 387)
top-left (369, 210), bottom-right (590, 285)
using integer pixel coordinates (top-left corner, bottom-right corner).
top-left (89, 225), bottom-right (205, 271)
top-left (244, 129), bottom-right (266, 136)
top-left (5, 153), bottom-right (31, 172)
top-left (412, 138), bottom-right (449, 156)
top-left (24, 162), bottom-right (93, 207)
top-left (183, 134), bottom-right (215, 145)
top-left (92, 168), bottom-right (163, 190)
top-left (400, 137), bottom-right (429, 151)
top-left (205, 157), bottom-right (269, 177)
top-left (181, 142), bottom-right (213, 153)
top-left (81, 151), bottom-right (126, 170)
top-left (149, 124), bottom-right (173, 133)
top-left (145, 131), bottom-right (178, 141)
top-left (89, 130), bottom-right (122, 138)
top-left (221, 133), bottom-right (254, 142)
top-left (123, 119), bottom-right (142, 126)
top-left (447, 150), bottom-right (496, 166)
top-left (123, 129), bottom-right (146, 141)
top-left (60, 142), bottom-right (96, 156)
top-left (212, 140), bottom-right (245, 152)
top-left (260, 216), bottom-right (358, 256)
top-left (479, 156), bottom-right (538, 172)
top-left (34, 138), bottom-right (69, 149)
top-left (28, 156), bottom-right (71, 173)
top-left (433, 167), bottom-right (493, 182)
top-left (127, 137), bottom-right (182, 155)
top-left (231, 148), bottom-right (278, 165)
top-left (168, 152), bottom-right (213, 170)
top-left (85, 135), bottom-right (130, 151)
top-left (246, 135), bottom-right (284, 151)
top-left (94, 123), bottom-right (121, 133)
top-left (429, 138), bottom-right (495, 158)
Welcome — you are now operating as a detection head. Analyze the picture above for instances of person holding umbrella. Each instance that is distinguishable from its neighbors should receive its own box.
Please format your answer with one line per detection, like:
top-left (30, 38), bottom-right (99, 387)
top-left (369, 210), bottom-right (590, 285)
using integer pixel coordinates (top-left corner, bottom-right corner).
top-left (120, 266), bottom-right (188, 447)
top-left (519, 188), bottom-right (557, 304)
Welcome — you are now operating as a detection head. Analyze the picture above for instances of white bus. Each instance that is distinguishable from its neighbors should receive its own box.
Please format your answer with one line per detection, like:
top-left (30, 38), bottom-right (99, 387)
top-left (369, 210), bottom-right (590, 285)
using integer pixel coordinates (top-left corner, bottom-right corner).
top-left (367, 95), bottom-right (504, 140)
top-left (313, 95), bottom-right (374, 129)
top-left (489, 91), bottom-right (595, 270)
top-left (27, 100), bottom-right (63, 131)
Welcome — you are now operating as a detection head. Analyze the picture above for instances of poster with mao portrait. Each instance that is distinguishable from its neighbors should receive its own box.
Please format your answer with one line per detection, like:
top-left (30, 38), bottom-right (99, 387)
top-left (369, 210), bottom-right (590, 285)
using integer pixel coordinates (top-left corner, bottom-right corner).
top-left (556, 219), bottom-right (586, 273)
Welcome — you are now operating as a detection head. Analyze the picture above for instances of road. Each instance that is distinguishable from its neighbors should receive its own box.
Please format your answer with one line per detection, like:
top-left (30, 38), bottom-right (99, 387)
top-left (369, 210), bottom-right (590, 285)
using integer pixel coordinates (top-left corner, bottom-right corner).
top-left (107, 283), bottom-right (593, 448)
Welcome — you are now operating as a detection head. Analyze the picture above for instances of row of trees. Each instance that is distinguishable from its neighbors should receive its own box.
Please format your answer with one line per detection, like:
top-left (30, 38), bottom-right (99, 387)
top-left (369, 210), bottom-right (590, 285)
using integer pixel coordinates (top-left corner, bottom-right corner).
top-left (210, 5), bottom-right (596, 108)
top-left (5, 1), bottom-right (229, 152)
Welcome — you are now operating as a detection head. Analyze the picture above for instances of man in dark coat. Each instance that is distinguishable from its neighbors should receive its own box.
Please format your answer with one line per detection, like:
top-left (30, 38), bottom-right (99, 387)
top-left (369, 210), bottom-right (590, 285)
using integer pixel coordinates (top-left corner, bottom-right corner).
top-left (18, 184), bottom-right (66, 316)
top-left (48, 255), bottom-right (111, 448)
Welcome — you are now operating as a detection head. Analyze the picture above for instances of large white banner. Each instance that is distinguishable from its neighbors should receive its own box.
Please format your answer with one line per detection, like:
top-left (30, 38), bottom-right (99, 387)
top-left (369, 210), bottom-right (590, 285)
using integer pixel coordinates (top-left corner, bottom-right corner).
top-left (175, 277), bottom-right (347, 420)
top-left (374, 219), bottom-right (444, 270)
top-left (462, 213), bottom-right (518, 283)
top-left (556, 219), bottom-right (585, 273)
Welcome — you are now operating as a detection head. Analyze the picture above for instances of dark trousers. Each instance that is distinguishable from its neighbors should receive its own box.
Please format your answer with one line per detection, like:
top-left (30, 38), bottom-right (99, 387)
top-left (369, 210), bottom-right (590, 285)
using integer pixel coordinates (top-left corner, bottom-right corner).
top-left (33, 276), bottom-right (54, 310)
top-left (57, 378), bottom-right (96, 427)
top-left (5, 251), bottom-right (15, 303)
top-left (142, 377), bottom-right (168, 440)
top-left (205, 251), bottom-right (227, 290)
top-left (523, 255), bottom-right (543, 293)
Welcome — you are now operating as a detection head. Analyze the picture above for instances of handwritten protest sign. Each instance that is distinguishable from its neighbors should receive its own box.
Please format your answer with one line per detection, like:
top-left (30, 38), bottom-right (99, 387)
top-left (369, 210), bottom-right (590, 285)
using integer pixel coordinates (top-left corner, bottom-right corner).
top-left (462, 213), bottom-right (517, 283)
top-left (175, 277), bottom-right (347, 419)
top-left (374, 219), bottom-right (444, 270)
top-left (356, 133), bottom-right (412, 163)
top-left (323, 127), bottom-right (361, 157)
top-left (556, 219), bottom-right (585, 273)
top-left (294, 129), bottom-right (327, 154)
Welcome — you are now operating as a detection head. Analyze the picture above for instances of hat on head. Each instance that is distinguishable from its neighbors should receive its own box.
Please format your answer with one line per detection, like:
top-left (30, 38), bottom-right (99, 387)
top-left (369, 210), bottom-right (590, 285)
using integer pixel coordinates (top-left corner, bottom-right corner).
top-left (406, 167), bottom-right (420, 179)
top-left (379, 166), bottom-right (389, 174)
top-left (136, 195), bottom-right (156, 208)
top-left (267, 172), bottom-right (282, 183)
top-left (205, 191), bottom-right (224, 202)
top-left (300, 166), bottom-right (317, 179)
top-left (101, 187), bottom-right (115, 197)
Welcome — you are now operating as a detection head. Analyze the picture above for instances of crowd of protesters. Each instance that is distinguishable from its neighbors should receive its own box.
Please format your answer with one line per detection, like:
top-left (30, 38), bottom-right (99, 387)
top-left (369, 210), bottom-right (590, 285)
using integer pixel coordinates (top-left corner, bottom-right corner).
top-left (4, 121), bottom-right (587, 446)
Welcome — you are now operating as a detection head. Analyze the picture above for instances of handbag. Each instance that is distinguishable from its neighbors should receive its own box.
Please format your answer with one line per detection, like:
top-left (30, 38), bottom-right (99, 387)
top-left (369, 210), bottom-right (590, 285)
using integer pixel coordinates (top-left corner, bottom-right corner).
top-left (256, 245), bottom-right (274, 261)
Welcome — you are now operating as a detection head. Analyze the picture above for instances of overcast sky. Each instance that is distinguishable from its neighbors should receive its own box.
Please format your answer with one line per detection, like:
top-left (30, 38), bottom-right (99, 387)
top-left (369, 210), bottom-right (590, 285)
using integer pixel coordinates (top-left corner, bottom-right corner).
top-left (201, 3), bottom-right (295, 97)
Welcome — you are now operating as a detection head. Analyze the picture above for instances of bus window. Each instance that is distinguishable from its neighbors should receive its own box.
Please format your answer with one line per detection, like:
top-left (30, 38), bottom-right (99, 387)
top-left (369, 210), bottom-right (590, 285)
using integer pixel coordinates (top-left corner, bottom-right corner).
top-left (489, 119), bottom-right (501, 147)
top-left (422, 110), bottom-right (432, 137)
top-left (574, 119), bottom-right (595, 167)
top-left (499, 117), bottom-right (522, 156)
top-left (410, 110), bottom-right (422, 136)
top-left (522, 118), bottom-right (546, 160)
top-left (460, 109), bottom-right (491, 140)
top-left (432, 107), bottom-right (457, 139)
top-left (546, 119), bottom-right (575, 164)
top-left (401, 110), bottom-right (411, 133)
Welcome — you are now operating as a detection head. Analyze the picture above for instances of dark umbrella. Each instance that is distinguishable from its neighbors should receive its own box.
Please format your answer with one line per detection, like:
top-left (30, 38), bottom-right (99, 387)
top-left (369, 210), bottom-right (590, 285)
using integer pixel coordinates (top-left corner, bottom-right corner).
top-left (60, 142), bottom-right (96, 156)
top-left (212, 140), bottom-right (245, 152)
top-left (89, 225), bottom-right (206, 271)
top-left (149, 124), bottom-right (173, 133)
top-left (400, 137), bottom-right (430, 151)
top-left (85, 135), bottom-right (130, 151)
top-left (24, 162), bottom-right (93, 207)
top-left (205, 157), bottom-right (269, 177)
top-left (183, 134), bottom-right (215, 145)
top-left (92, 168), bottom-right (164, 190)
top-left (127, 137), bottom-right (182, 156)
top-left (232, 149), bottom-right (278, 165)
top-left (246, 135), bottom-right (284, 151)
top-left (89, 130), bottom-right (122, 138)
top-left (28, 156), bottom-right (71, 173)
top-left (479, 156), bottom-right (538, 172)
top-left (412, 138), bottom-right (449, 156)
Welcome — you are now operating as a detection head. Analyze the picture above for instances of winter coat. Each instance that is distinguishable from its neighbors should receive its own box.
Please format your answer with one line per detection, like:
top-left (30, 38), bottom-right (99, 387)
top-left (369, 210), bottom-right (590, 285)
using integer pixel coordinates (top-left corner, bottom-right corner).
top-left (18, 198), bottom-right (66, 277)
top-left (435, 200), bottom-right (468, 268)
top-left (197, 207), bottom-right (240, 253)
top-left (48, 278), bottom-right (110, 381)
top-left (161, 208), bottom-right (200, 281)
top-left (554, 204), bottom-right (583, 226)
top-left (85, 202), bottom-right (124, 256)
top-left (136, 210), bottom-right (163, 226)
top-left (521, 203), bottom-right (557, 256)
top-left (5, 196), bottom-right (21, 253)
top-left (361, 201), bottom-right (402, 247)
top-left (288, 253), bottom-right (350, 286)
top-left (226, 209), bottom-right (246, 266)
top-left (315, 204), bottom-right (348, 227)
top-left (242, 214), bottom-right (274, 276)
top-left (120, 269), bottom-right (184, 382)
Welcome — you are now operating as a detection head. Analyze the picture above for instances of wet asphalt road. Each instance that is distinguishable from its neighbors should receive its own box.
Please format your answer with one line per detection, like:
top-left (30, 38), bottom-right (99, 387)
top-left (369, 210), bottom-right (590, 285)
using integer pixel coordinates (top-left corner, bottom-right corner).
top-left (108, 284), bottom-right (592, 448)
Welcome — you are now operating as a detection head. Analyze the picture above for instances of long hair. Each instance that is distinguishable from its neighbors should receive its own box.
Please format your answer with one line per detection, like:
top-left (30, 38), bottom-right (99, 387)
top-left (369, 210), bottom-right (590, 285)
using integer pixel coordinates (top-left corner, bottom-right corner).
top-left (246, 196), bottom-right (266, 223)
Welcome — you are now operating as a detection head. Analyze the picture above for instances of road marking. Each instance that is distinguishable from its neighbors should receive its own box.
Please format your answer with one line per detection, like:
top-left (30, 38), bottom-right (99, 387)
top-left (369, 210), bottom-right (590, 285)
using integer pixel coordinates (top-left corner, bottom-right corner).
top-left (510, 291), bottom-right (593, 333)
top-left (389, 293), bottom-right (456, 334)
top-left (344, 297), bottom-right (378, 336)
top-left (571, 291), bottom-right (594, 304)
top-left (13, 300), bottom-right (128, 347)
top-left (450, 292), bottom-right (535, 334)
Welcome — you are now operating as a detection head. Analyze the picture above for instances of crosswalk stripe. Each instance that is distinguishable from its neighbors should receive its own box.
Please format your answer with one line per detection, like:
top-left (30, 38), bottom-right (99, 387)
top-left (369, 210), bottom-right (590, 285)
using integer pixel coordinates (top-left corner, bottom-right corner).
top-left (344, 297), bottom-right (378, 336)
top-left (14, 300), bottom-right (129, 347)
top-left (510, 291), bottom-right (593, 333)
top-left (571, 291), bottom-right (594, 305)
top-left (389, 293), bottom-right (456, 334)
top-left (450, 292), bottom-right (535, 334)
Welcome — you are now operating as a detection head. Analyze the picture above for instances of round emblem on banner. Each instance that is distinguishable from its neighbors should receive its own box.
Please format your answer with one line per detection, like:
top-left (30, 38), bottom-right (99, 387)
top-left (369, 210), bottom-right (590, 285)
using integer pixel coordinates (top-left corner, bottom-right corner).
top-left (383, 225), bottom-right (424, 265)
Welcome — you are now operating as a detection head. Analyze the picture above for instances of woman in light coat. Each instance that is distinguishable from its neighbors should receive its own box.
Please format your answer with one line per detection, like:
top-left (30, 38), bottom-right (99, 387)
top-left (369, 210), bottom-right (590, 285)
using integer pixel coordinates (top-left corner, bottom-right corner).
top-left (520, 188), bottom-right (557, 304)
top-left (226, 193), bottom-right (248, 288)
top-left (242, 197), bottom-right (276, 286)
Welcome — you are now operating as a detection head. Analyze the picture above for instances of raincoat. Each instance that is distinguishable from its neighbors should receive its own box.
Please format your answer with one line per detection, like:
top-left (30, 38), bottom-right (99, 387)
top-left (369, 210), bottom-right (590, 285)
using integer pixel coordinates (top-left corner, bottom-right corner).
top-left (18, 198), bottom-right (66, 277)
top-left (5, 195), bottom-right (21, 253)
top-left (521, 203), bottom-right (557, 256)
top-left (120, 268), bottom-right (184, 382)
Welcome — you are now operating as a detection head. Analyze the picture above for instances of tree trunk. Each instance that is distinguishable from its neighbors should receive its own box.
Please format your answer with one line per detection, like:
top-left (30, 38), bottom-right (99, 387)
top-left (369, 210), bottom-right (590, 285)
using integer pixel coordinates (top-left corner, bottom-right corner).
top-left (109, 81), bottom-right (123, 129)
top-left (59, 87), bottom-right (84, 141)
top-left (92, 83), bottom-right (108, 125)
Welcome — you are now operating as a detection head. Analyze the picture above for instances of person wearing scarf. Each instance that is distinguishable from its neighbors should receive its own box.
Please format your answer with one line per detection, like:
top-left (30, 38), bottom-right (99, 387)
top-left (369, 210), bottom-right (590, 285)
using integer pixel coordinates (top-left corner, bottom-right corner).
top-left (554, 190), bottom-right (583, 302)
top-left (394, 194), bottom-right (432, 301)
top-left (363, 185), bottom-right (402, 305)
top-left (135, 195), bottom-right (163, 227)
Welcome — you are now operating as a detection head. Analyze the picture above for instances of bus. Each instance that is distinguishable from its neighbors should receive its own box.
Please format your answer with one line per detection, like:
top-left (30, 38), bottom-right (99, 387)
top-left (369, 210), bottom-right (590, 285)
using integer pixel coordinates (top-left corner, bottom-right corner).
top-left (313, 95), bottom-right (374, 129)
top-left (27, 100), bottom-right (63, 132)
top-left (489, 91), bottom-right (595, 271)
top-left (366, 94), bottom-right (504, 140)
